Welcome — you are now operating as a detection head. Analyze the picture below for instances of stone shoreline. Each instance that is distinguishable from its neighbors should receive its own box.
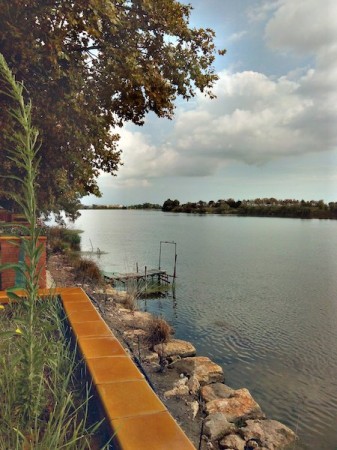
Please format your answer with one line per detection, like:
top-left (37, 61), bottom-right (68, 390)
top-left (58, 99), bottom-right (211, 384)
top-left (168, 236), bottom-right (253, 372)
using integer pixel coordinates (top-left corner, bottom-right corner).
top-left (95, 286), bottom-right (298, 450)
top-left (47, 255), bottom-right (298, 450)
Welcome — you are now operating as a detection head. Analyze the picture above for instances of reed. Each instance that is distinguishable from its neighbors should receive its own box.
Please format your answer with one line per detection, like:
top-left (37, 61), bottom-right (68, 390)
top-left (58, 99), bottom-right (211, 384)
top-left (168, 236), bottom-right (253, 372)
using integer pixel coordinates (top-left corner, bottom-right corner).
top-left (0, 53), bottom-right (107, 448)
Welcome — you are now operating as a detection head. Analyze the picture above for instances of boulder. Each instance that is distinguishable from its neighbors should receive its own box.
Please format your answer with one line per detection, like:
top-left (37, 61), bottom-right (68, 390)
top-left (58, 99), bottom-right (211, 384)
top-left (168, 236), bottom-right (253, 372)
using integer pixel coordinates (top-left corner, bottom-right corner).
top-left (201, 383), bottom-right (234, 402)
top-left (187, 374), bottom-right (201, 395)
top-left (171, 356), bottom-right (224, 385)
top-left (219, 433), bottom-right (246, 450)
top-left (123, 329), bottom-right (147, 339)
top-left (205, 388), bottom-right (264, 422)
top-left (240, 419), bottom-right (297, 450)
top-left (203, 413), bottom-right (237, 441)
top-left (121, 311), bottom-right (153, 330)
top-left (164, 385), bottom-right (190, 398)
top-left (154, 339), bottom-right (196, 358)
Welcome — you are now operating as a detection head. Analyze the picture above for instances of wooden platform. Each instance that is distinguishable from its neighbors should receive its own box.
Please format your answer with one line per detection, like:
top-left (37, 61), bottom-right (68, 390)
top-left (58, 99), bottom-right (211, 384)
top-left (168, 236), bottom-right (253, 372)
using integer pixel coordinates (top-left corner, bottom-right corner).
top-left (103, 269), bottom-right (170, 284)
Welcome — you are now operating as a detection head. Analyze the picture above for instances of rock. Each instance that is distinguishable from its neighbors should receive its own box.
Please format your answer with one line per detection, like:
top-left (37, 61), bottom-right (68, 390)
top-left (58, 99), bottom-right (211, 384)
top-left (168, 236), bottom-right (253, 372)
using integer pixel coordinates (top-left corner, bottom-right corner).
top-left (173, 377), bottom-right (188, 388)
top-left (219, 434), bottom-right (246, 450)
top-left (164, 385), bottom-right (190, 398)
top-left (144, 352), bottom-right (159, 364)
top-left (240, 419), bottom-right (297, 450)
top-left (154, 339), bottom-right (196, 358)
top-left (189, 400), bottom-right (199, 419)
top-left (121, 311), bottom-right (153, 330)
top-left (201, 383), bottom-right (234, 402)
top-left (245, 440), bottom-right (260, 449)
top-left (171, 356), bottom-right (224, 385)
top-left (203, 413), bottom-right (237, 440)
top-left (169, 355), bottom-right (182, 364)
top-left (117, 307), bottom-right (131, 313)
top-left (187, 375), bottom-right (201, 395)
top-left (123, 329), bottom-right (147, 339)
top-left (205, 388), bottom-right (264, 422)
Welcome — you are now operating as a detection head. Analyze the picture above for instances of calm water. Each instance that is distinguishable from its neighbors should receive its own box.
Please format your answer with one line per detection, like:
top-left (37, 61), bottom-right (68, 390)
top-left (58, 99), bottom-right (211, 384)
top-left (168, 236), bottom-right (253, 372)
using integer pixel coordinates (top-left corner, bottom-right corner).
top-left (73, 210), bottom-right (337, 449)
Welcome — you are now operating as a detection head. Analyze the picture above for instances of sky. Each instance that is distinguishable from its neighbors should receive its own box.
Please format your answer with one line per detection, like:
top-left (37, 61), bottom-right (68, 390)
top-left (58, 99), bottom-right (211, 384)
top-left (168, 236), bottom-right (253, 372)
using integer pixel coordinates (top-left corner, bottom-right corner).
top-left (84, 0), bottom-right (337, 206)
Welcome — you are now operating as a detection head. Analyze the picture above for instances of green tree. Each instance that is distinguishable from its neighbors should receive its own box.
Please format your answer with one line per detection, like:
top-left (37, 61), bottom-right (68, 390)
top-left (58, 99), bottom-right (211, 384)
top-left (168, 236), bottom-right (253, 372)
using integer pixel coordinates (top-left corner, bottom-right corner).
top-left (0, 0), bottom-right (221, 218)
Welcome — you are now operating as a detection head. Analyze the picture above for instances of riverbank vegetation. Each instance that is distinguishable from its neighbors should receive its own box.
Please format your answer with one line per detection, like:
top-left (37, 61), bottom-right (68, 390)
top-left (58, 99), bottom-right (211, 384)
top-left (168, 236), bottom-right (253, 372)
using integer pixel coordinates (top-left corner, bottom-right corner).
top-left (162, 197), bottom-right (337, 219)
top-left (0, 298), bottom-right (105, 449)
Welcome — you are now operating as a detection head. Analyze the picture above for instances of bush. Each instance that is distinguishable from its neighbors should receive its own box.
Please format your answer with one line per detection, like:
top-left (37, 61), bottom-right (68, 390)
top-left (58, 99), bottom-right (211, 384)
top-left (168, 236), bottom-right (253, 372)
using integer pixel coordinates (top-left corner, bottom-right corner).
top-left (47, 227), bottom-right (81, 253)
top-left (73, 257), bottom-right (102, 285)
top-left (146, 317), bottom-right (173, 349)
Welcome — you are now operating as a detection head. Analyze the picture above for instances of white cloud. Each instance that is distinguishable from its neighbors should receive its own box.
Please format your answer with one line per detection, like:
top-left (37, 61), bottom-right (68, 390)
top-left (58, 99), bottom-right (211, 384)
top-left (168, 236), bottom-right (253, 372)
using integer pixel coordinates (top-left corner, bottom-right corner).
top-left (228, 30), bottom-right (247, 42)
top-left (247, 1), bottom-right (281, 23)
top-left (265, 0), bottom-right (337, 55)
top-left (110, 0), bottom-right (336, 187)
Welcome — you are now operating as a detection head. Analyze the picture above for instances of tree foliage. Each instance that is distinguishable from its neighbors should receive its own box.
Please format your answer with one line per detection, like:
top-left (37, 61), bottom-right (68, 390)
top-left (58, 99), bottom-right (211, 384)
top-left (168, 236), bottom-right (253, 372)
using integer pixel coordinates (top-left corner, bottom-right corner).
top-left (162, 197), bottom-right (337, 219)
top-left (0, 0), bottom-right (220, 217)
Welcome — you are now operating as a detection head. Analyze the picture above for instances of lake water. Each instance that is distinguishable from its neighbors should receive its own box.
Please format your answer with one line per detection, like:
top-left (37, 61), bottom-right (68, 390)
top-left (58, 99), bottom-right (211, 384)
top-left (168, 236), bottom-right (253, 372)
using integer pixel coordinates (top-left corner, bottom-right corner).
top-left (73, 209), bottom-right (337, 450)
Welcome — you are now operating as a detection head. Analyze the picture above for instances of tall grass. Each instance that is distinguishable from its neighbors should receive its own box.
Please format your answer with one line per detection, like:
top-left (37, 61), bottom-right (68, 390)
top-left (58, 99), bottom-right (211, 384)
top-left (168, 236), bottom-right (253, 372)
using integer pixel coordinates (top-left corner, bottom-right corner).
top-left (0, 297), bottom-right (105, 449)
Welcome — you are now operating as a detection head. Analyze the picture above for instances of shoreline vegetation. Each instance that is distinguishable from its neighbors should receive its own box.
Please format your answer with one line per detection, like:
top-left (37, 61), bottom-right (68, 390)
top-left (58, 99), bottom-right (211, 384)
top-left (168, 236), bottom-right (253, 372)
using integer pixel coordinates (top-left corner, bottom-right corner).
top-left (81, 197), bottom-right (337, 220)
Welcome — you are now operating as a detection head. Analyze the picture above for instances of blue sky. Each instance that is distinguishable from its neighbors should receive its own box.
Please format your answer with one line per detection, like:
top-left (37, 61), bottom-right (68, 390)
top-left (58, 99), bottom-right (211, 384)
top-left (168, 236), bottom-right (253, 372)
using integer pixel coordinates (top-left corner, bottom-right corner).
top-left (84, 0), bottom-right (337, 206)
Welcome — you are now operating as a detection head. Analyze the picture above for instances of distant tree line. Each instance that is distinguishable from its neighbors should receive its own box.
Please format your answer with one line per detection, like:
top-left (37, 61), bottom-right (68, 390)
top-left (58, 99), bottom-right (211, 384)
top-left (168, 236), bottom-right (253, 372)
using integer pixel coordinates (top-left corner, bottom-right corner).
top-left (162, 198), bottom-right (337, 219)
top-left (81, 203), bottom-right (161, 210)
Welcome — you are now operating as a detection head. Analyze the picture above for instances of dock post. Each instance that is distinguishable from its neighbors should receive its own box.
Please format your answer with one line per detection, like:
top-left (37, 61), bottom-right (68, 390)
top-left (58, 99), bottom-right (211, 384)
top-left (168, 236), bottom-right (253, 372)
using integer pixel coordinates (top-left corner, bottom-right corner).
top-left (145, 265), bottom-right (147, 291)
top-left (173, 251), bottom-right (177, 282)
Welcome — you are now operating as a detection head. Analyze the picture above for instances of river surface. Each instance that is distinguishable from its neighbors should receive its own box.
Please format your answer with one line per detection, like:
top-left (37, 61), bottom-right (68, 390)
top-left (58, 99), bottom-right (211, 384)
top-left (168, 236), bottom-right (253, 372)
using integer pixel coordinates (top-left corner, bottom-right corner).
top-left (73, 209), bottom-right (337, 449)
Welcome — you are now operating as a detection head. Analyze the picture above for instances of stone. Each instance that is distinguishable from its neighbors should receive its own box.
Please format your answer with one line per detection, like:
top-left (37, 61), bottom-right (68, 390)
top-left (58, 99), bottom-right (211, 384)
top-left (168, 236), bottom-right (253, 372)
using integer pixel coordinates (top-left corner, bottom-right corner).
top-left (205, 388), bottom-right (264, 422)
top-left (154, 339), bottom-right (196, 358)
top-left (240, 419), bottom-right (297, 450)
top-left (201, 383), bottom-right (234, 402)
top-left (187, 375), bottom-right (201, 395)
top-left (219, 434), bottom-right (246, 450)
top-left (203, 413), bottom-right (237, 441)
top-left (189, 400), bottom-right (199, 419)
top-left (245, 440), bottom-right (260, 449)
top-left (173, 377), bottom-right (188, 388)
top-left (164, 385), bottom-right (190, 398)
top-left (123, 329), bottom-right (147, 339)
top-left (144, 352), bottom-right (159, 364)
top-left (171, 356), bottom-right (224, 385)
top-left (121, 311), bottom-right (153, 330)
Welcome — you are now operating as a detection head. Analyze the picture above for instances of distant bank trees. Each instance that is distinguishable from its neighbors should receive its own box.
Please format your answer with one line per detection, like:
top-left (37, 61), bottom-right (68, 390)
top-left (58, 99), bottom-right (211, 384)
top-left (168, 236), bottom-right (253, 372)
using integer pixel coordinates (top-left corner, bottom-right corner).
top-left (162, 198), bottom-right (337, 219)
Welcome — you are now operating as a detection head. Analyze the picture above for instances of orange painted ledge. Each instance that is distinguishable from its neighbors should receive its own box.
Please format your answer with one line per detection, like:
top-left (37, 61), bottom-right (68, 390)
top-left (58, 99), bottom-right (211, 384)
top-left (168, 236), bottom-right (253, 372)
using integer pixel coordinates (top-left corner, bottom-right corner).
top-left (78, 336), bottom-right (126, 359)
top-left (110, 411), bottom-right (196, 450)
top-left (0, 286), bottom-right (196, 449)
top-left (96, 380), bottom-right (166, 421)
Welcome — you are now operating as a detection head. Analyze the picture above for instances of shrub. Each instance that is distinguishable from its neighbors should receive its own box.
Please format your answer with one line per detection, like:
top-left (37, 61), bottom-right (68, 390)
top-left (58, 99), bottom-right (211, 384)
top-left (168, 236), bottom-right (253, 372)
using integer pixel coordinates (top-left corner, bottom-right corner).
top-left (74, 257), bottom-right (102, 285)
top-left (146, 316), bottom-right (173, 349)
top-left (47, 227), bottom-right (81, 253)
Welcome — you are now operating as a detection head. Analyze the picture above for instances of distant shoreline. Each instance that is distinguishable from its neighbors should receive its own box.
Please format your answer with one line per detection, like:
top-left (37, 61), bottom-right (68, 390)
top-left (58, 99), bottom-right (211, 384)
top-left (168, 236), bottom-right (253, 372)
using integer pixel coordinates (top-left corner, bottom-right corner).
top-left (80, 206), bottom-right (337, 220)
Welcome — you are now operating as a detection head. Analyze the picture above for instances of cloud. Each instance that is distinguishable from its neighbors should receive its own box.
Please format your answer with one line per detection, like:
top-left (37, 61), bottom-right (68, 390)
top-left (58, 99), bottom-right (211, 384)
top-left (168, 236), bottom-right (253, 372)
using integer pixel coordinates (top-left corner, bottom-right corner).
top-left (111, 0), bottom-right (336, 185)
top-left (228, 30), bottom-right (247, 42)
top-left (247, 1), bottom-right (281, 23)
top-left (265, 0), bottom-right (337, 55)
